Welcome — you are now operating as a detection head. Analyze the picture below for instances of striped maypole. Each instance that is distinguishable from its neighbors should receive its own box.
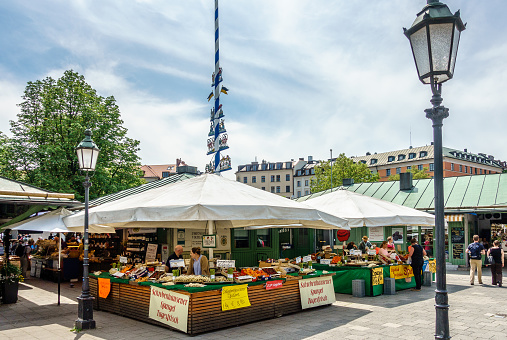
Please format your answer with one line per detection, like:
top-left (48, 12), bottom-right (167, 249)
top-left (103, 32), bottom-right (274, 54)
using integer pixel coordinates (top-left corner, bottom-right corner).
top-left (206, 0), bottom-right (230, 174)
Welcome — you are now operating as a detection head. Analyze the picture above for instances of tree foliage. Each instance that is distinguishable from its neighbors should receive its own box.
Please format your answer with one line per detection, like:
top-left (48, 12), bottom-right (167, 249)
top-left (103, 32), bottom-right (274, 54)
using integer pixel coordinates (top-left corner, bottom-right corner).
top-left (0, 70), bottom-right (144, 200)
top-left (388, 166), bottom-right (431, 181)
top-left (310, 153), bottom-right (379, 193)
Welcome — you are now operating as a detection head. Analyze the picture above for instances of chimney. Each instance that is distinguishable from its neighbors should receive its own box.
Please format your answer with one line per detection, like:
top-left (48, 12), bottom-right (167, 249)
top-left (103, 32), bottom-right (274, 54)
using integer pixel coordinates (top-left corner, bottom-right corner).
top-left (308, 156), bottom-right (313, 162)
top-left (400, 172), bottom-right (413, 190)
top-left (366, 152), bottom-right (371, 156)
top-left (464, 148), bottom-right (467, 152)
top-left (431, 142), bottom-right (434, 145)
top-left (342, 178), bottom-right (354, 186)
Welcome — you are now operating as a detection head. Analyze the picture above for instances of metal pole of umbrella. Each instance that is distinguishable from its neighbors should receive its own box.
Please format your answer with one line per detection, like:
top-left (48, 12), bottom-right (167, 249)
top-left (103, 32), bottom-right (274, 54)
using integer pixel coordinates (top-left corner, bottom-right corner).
top-left (58, 232), bottom-right (61, 306)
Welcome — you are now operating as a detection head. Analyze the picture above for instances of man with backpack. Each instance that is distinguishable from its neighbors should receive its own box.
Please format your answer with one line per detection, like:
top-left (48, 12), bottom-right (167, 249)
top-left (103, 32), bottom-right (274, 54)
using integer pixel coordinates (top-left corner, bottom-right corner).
top-left (466, 235), bottom-right (485, 285)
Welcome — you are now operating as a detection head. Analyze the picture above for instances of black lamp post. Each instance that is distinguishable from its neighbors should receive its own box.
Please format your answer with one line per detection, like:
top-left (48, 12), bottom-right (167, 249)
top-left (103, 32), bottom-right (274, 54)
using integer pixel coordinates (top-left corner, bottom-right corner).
top-left (404, 1), bottom-right (465, 339)
top-left (75, 129), bottom-right (100, 330)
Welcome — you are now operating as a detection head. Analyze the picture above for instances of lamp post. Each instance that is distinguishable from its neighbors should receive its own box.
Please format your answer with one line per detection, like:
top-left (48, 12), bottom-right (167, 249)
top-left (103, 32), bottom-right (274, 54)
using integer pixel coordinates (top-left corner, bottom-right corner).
top-left (75, 129), bottom-right (100, 330)
top-left (404, 1), bottom-right (465, 339)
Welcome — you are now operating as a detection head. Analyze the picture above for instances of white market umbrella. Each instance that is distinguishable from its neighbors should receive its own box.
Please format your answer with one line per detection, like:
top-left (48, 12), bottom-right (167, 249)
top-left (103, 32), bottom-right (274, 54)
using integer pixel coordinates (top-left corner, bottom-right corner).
top-left (10, 207), bottom-right (115, 305)
top-left (304, 189), bottom-right (438, 228)
top-left (64, 174), bottom-right (349, 230)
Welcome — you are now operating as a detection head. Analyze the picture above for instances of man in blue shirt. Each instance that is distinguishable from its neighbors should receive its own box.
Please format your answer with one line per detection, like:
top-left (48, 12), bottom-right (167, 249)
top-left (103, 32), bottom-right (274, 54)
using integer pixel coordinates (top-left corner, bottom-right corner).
top-left (466, 235), bottom-right (485, 285)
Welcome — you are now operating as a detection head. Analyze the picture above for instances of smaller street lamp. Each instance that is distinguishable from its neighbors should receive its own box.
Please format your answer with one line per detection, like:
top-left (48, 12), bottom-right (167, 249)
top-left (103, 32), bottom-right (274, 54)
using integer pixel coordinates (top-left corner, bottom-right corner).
top-left (404, 1), bottom-right (465, 339)
top-left (75, 129), bottom-right (100, 330)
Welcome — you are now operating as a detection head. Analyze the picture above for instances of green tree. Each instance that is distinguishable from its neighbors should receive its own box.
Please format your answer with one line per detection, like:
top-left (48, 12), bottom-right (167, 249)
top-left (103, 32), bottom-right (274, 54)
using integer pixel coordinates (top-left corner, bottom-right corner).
top-left (0, 70), bottom-right (144, 200)
top-left (310, 153), bottom-right (379, 193)
top-left (388, 166), bottom-right (431, 181)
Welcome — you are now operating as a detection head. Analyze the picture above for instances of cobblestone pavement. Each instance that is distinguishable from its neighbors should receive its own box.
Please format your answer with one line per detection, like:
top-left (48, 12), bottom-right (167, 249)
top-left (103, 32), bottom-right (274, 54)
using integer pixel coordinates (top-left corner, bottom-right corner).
top-left (1, 269), bottom-right (506, 340)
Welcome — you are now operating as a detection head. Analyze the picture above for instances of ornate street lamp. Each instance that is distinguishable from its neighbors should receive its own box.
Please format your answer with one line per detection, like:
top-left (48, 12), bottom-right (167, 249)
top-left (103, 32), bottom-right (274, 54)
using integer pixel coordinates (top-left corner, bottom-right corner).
top-left (75, 129), bottom-right (100, 330)
top-left (404, 1), bottom-right (465, 339)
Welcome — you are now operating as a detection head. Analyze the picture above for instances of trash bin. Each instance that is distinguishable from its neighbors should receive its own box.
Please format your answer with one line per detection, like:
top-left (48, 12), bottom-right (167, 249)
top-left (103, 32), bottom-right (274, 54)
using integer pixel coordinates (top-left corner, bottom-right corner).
top-left (352, 279), bottom-right (365, 297)
top-left (384, 277), bottom-right (396, 295)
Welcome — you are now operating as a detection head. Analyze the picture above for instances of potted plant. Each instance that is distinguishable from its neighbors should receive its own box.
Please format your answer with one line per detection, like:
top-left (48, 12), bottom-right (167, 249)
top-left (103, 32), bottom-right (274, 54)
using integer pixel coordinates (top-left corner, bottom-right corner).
top-left (1, 262), bottom-right (24, 304)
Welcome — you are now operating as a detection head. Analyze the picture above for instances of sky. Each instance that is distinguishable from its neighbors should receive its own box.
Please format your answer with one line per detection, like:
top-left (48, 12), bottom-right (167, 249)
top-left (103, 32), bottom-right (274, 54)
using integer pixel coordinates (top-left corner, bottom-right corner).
top-left (1, 0), bottom-right (506, 180)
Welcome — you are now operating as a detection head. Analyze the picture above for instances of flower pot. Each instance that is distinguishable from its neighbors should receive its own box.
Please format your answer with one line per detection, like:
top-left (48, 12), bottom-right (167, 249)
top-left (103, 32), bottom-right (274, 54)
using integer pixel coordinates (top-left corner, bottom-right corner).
top-left (1, 281), bottom-right (19, 304)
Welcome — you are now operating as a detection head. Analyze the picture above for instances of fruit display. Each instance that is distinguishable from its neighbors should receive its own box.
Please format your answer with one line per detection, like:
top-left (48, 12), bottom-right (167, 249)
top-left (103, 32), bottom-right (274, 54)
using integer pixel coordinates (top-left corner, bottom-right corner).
top-left (174, 275), bottom-right (211, 283)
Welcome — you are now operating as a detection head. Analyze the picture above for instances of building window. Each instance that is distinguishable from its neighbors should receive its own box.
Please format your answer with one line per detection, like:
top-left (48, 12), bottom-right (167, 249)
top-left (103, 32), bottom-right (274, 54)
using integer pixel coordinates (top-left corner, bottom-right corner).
top-left (276, 175), bottom-right (280, 182)
top-left (418, 165), bottom-right (423, 171)
top-left (243, 177), bottom-right (247, 183)
top-left (407, 166), bottom-right (412, 170)
top-left (269, 163), bottom-right (275, 170)
top-left (162, 172), bottom-right (170, 178)
top-left (305, 190), bottom-right (309, 195)
top-left (286, 186), bottom-right (290, 193)
top-left (297, 181), bottom-right (301, 187)
top-left (409, 153), bottom-right (416, 159)
top-left (475, 168), bottom-right (478, 174)
top-left (256, 229), bottom-right (271, 248)
top-left (261, 187), bottom-right (265, 190)
top-left (396, 167), bottom-right (401, 174)
top-left (420, 151), bottom-right (428, 157)
top-left (276, 163), bottom-right (282, 170)
top-left (388, 156), bottom-right (395, 162)
top-left (252, 176), bottom-right (256, 183)
top-left (310, 169), bottom-right (315, 175)
top-left (398, 154), bottom-right (405, 161)
top-left (386, 169), bottom-right (391, 176)
top-left (297, 191), bottom-right (301, 198)
top-left (361, 160), bottom-right (366, 164)
top-left (305, 180), bottom-right (309, 186)
top-left (261, 163), bottom-right (267, 170)
top-left (271, 175), bottom-right (275, 182)
top-left (234, 229), bottom-right (249, 248)
top-left (370, 159), bottom-right (378, 165)
top-left (465, 166), bottom-right (468, 173)
top-left (276, 186), bottom-right (281, 193)
top-left (429, 163), bottom-right (434, 171)
top-left (271, 186), bottom-right (275, 193)
top-left (459, 165), bottom-right (463, 172)
top-left (286, 174), bottom-right (290, 181)
top-left (451, 163), bottom-right (454, 171)
top-left (480, 169), bottom-right (483, 174)
top-left (261, 176), bottom-right (266, 182)
top-left (285, 162), bottom-right (292, 169)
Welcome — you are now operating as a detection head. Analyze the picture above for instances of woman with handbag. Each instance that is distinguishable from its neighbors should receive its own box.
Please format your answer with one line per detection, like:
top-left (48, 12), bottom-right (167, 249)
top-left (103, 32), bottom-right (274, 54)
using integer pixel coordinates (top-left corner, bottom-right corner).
top-left (487, 240), bottom-right (504, 287)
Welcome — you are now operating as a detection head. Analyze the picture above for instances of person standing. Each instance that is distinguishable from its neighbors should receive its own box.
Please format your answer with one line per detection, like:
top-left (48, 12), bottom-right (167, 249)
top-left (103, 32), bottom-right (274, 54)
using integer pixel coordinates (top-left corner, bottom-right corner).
top-left (165, 245), bottom-right (184, 272)
top-left (487, 240), bottom-right (504, 287)
top-left (407, 238), bottom-right (426, 291)
top-left (386, 236), bottom-right (395, 252)
top-left (358, 236), bottom-right (372, 254)
top-left (466, 235), bottom-right (485, 285)
top-left (187, 247), bottom-right (209, 276)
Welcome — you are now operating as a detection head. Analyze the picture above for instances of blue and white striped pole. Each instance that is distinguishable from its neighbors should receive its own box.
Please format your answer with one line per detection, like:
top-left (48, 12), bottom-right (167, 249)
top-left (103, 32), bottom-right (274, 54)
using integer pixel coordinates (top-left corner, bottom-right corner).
top-left (213, 0), bottom-right (221, 173)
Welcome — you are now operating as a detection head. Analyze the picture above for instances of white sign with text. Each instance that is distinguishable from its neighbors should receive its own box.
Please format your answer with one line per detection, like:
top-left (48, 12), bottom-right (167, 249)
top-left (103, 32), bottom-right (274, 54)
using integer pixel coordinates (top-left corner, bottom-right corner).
top-left (149, 286), bottom-right (189, 332)
top-left (145, 243), bottom-right (158, 262)
top-left (216, 260), bottom-right (235, 268)
top-left (299, 276), bottom-right (336, 310)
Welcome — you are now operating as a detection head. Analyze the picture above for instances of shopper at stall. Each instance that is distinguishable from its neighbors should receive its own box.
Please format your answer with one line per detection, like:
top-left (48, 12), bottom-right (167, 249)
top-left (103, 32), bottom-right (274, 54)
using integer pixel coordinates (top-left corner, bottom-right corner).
top-left (20, 239), bottom-right (33, 280)
top-left (346, 241), bottom-right (357, 250)
top-left (187, 247), bottom-right (209, 276)
top-left (165, 245), bottom-right (184, 272)
top-left (424, 236), bottom-right (432, 257)
top-left (386, 236), bottom-right (395, 251)
top-left (379, 241), bottom-right (390, 257)
top-left (487, 240), bottom-right (504, 287)
top-left (466, 235), bottom-right (485, 285)
top-left (358, 236), bottom-right (372, 254)
top-left (407, 238), bottom-right (426, 291)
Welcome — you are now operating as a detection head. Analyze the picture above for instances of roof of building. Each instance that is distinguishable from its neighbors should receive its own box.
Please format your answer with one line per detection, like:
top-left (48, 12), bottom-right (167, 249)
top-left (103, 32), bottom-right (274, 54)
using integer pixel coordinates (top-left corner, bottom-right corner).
top-left (236, 160), bottom-right (295, 173)
top-left (296, 173), bottom-right (507, 212)
top-left (141, 164), bottom-right (178, 179)
top-left (351, 145), bottom-right (504, 169)
top-left (0, 175), bottom-right (81, 206)
top-left (89, 173), bottom-right (196, 207)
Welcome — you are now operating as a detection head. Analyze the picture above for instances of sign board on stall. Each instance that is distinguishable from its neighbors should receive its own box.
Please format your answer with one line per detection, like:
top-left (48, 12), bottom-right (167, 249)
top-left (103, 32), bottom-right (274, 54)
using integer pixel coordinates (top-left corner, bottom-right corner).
top-left (145, 243), bottom-right (158, 262)
top-left (266, 280), bottom-right (283, 290)
top-left (191, 231), bottom-right (204, 247)
top-left (202, 234), bottom-right (216, 248)
top-left (149, 286), bottom-right (189, 332)
top-left (302, 255), bottom-right (312, 263)
top-left (368, 226), bottom-right (384, 241)
top-left (221, 284), bottom-right (251, 311)
top-left (119, 256), bottom-right (128, 264)
top-left (98, 278), bottom-right (111, 298)
top-left (170, 259), bottom-right (185, 268)
top-left (389, 265), bottom-right (414, 280)
top-left (428, 259), bottom-right (436, 273)
top-left (372, 267), bottom-right (384, 286)
top-left (320, 259), bottom-right (331, 265)
top-left (450, 226), bottom-right (465, 244)
top-left (216, 260), bottom-right (235, 268)
top-left (452, 244), bottom-right (464, 259)
top-left (299, 276), bottom-right (335, 309)
top-left (367, 250), bottom-right (377, 256)
top-left (295, 256), bottom-right (301, 264)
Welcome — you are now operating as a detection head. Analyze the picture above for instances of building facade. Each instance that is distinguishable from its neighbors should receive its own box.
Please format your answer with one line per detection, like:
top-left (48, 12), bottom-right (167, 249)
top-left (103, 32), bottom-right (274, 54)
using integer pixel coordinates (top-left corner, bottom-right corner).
top-left (352, 145), bottom-right (505, 182)
top-left (235, 160), bottom-right (295, 198)
top-left (141, 159), bottom-right (196, 182)
top-left (293, 157), bottom-right (318, 198)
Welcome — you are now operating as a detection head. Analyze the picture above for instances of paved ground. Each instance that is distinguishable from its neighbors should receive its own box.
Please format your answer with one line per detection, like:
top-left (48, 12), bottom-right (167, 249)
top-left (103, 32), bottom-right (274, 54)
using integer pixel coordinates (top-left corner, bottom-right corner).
top-left (1, 269), bottom-right (506, 340)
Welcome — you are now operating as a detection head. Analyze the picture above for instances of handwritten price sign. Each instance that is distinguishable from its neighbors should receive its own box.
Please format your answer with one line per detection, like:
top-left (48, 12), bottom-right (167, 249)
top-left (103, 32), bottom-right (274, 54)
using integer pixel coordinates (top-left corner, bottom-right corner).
top-left (371, 267), bottom-right (384, 286)
top-left (221, 284), bottom-right (251, 311)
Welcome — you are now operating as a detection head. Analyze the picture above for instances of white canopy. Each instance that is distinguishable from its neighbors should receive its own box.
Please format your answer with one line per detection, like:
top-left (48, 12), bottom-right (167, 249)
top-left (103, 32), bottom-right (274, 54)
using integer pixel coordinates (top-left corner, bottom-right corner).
top-left (10, 207), bottom-right (115, 234)
top-left (64, 174), bottom-right (349, 230)
top-left (303, 189), bottom-right (438, 227)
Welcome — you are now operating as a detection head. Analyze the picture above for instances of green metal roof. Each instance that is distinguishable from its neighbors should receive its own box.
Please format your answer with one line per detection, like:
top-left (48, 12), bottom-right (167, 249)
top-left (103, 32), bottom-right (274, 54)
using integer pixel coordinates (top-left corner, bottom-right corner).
top-left (297, 173), bottom-right (507, 212)
top-left (89, 173), bottom-right (196, 207)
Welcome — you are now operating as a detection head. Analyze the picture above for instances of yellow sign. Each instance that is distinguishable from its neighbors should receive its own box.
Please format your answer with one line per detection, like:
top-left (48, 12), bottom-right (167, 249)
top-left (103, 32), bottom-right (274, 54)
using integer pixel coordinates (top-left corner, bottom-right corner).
top-left (98, 278), bottom-right (111, 299)
top-left (221, 284), bottom-right (251, 311)
top-left (428, 259), bottom-right (436, 273)
top-left (389, 264), bottom-right (414, 280)
top-left (372, 267), bottom-right (384, 286)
